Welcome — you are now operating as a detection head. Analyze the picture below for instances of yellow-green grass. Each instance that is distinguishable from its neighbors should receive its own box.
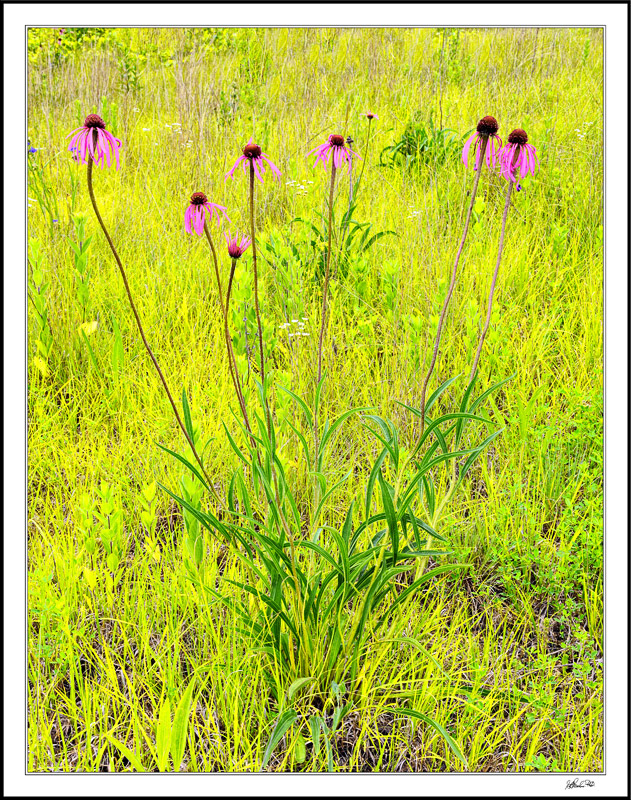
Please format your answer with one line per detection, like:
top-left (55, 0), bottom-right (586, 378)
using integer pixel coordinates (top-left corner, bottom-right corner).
top-left (28, 27), bottom-right (602, 772)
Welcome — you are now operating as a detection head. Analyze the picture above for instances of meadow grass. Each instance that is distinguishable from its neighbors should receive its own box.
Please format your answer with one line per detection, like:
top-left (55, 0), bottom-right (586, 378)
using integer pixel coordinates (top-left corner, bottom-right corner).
top-left (27, 27), bottom-right (603, 772)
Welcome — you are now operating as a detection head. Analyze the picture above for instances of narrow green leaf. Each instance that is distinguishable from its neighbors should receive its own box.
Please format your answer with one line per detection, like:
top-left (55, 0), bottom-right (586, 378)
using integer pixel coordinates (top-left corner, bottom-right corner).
top-left (156, 698), bottom-right (171, 772)
top-left (287, 677), bottom-right (314, 701)
top-left (384, 707), bottom-right (469, 768)
top-left (104, 733), bottom-right (146, 772)
top-left (261, 710), bottom-right (298, 770)
top-left (171, 678), bottom-right (196, 771)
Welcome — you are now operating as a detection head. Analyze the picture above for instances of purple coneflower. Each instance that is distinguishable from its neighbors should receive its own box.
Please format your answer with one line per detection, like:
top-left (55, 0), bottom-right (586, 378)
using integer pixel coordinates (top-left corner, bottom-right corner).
top-left (225, 139), bottom-right (281, 183)
top-left (67, 114), bottom-right (122, 170)
top-left (184, 192), bottom-right (230, 236)
top-left (225, 232), bottom-right (252, 259)
top-left (363, 112), bottom-right (379, 120)
top-left (462, 115), bottom-right (502, 171)
top-left (308, 133), bottom-right (361, 173)
top-left (500, 128), bottom-right (539, 190)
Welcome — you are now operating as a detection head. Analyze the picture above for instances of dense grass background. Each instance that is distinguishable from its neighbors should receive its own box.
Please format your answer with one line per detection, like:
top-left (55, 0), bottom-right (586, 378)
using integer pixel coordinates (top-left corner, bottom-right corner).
top-left (27, 27), bottom-right (603, 773)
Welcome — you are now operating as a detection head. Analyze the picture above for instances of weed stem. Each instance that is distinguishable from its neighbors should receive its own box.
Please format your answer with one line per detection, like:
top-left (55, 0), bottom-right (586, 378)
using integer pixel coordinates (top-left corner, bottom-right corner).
top-left (249, 163), bottom-right (265, 386)
top-left (318, 163), bottom-right (337, 383)
top-left (85, 157), bottom-right (221, 507)
top-left (469, 181), bottom-right (514, 381)
top-left (419, 135), bottom-right (489, 433)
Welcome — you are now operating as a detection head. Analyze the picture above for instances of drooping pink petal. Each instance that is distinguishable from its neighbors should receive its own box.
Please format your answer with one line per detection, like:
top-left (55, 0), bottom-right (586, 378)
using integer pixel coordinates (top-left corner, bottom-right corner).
top-left (262, 153), bottom-right (281, 178)
top-left (461, 132), bottom-right (478, 168)
top-left (184, 205), bottom-right (193, 234)
top-left (225, 154), bottom-right (246, 180)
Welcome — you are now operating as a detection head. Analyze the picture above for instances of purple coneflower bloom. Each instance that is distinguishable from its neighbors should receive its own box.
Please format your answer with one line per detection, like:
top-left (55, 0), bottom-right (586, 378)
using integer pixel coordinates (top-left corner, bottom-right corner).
top-left (225, 139), bottom-right (281, 183)
top-left (363, 112), bottom-right (379, 120)
top-left (225, 232), bottom-right (252, 259)
top-left (67, 114), bottom-right (122, 170)
top-left (462, 115), bottom-right (502, 171)
top-left (308, 134), bottom-right (361, 173)
top-left (499, 128), bottom-right (539, 191)
top-left (184, 192), bottom-right (230, 236)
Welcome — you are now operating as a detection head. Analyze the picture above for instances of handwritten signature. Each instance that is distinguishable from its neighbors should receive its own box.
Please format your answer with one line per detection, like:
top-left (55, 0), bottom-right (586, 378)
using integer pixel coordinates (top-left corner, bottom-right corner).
top-left (566, 778), bottom-right (595, 789)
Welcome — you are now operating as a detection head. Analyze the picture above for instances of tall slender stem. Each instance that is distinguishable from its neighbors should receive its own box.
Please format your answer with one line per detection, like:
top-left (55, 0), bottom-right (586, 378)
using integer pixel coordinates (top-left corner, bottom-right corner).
top-left (318, 162), bottom-right (337, 383)
top-left (203, 221), bottom-right (225, 316)
top-left (202, 223), bottom-right (251, 436)
top-left (225, 258), bottom-right (254, 436)
top-left (469, 181), bottom-right (514, 382)
top-left (248, 163), bottom-right (265, 385)
top-left (86, 157), bottom-right (220, 506)
top-left (355, 116), bottom-right (373, 194)
top-left (419, 135), bottom-right (489, 433)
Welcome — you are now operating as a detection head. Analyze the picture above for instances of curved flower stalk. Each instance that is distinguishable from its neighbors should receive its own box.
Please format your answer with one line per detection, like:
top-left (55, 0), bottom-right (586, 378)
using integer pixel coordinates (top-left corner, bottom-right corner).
top-left (225, 140), bottom-right (281, 387)
top-left (224, 233), bottom-right (254, 438)
top-left (418, 115), bottom-right (500, 433)
top-left (469, 128), bottom-right (539, 379)
top-left (70, 115), bottom-right (219, 504)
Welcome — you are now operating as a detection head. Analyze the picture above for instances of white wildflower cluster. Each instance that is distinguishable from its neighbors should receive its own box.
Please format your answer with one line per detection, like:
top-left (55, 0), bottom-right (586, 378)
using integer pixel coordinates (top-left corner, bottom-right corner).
top-left (285, 180), bottom-right (314, 197)
top-left (574, 121), bottom-right (594, 141)
top-left (407, 209), bottom-right (422, 220)
top-left (279, 317), bottom-right (310, 338)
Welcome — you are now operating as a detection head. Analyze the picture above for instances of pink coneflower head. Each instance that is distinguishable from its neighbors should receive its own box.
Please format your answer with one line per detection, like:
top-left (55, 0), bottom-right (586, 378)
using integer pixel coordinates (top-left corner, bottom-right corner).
top-left (225, 138), bottom-right (281, 183)
top-left (363, 112), bottom-right (379, 120)
top-left (67, 114), bottom-right (122, 170)
top-left (307, 133), bottom-right (362, 173)
top-left (224, 231), bottom-right (252, 259)
top-left (184, 192), bottom-right (230, 236)
top-left (462, 115), bottom-right (503, 171)
top-left (500, 128), bottom-right (539, 191)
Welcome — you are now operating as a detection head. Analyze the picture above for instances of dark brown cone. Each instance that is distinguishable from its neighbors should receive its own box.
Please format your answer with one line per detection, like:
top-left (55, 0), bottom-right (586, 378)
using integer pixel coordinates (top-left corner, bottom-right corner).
top-left (476, 115), bottom-right (499, 136)
top-left (190, 192), bottom-right (208, 205)
top-left (508, 128), bottom-right (528, 145)
top-left (84, 114), bottom-right (106, 129)
top-left (243, 143), bottom-right (262, 159)
top-left (330, 134), bottom-right (345, 146)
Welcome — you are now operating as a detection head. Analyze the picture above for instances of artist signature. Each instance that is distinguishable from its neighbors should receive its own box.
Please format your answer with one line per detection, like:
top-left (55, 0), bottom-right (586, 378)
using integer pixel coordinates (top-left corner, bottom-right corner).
top-left (566, 778), bottom-right (595, 789)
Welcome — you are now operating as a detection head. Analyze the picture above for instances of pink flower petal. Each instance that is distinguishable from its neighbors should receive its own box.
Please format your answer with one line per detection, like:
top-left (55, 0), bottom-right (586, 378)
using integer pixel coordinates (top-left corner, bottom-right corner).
top-left (462, 132), bottom-right (477, 167)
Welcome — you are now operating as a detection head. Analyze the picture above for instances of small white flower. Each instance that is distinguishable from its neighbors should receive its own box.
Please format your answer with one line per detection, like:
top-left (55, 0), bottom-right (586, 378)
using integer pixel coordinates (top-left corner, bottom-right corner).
top-left (288, 332), bottom-right (296, 337)
top-left (142, 128), bottom-right (150, 131)
top-left (291, 319), bottom-right (299, 323)
top-left (132, 107), bottom-right (140, 112)
top-left (301, 332), bottom-right (310, 337)
top-left (298, 322), bottom-right (305, 327)
top-left (301, 316), bottom-right (308, 321)
top-left (165, 124), bottom-right (172, 128)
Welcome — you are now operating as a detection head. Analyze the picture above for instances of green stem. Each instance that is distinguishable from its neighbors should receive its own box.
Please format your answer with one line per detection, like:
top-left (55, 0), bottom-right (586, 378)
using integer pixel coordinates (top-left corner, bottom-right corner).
top-left (318, 162), bottom-right (337, 383)
top-left (419, 135), bottom-right (489, 434)
top-left (355, 116), bottom-right (373, 194)
top-left (86, 157), bottom-right (221, 507)
top-left (248, 163), bottom-right (265, 386)
top-left (469, 181), bottom-right (514, 382)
